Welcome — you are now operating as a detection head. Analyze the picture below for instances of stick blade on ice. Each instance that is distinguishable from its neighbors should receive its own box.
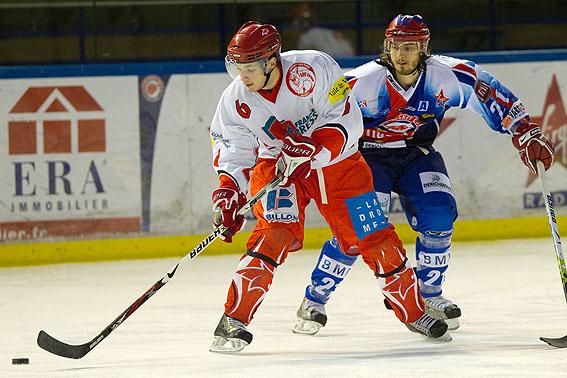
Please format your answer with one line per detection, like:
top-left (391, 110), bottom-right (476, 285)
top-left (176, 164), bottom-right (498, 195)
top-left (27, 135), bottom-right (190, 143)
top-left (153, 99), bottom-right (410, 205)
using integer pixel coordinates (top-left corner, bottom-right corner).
top-left (36, 177), bottom-right (282, 359)
top-left (536, 163), bottom-right (567, 349)
top-left (37, 330), bottom-right (91, 359)
top-left (540, 335), bottom-right (567, 348)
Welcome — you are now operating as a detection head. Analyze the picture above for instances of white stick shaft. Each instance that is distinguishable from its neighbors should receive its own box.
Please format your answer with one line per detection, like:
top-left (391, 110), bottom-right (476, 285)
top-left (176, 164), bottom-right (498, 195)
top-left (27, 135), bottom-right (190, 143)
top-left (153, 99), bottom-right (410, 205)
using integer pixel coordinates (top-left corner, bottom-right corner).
top-left (537, 161), bottom-right (567, 302)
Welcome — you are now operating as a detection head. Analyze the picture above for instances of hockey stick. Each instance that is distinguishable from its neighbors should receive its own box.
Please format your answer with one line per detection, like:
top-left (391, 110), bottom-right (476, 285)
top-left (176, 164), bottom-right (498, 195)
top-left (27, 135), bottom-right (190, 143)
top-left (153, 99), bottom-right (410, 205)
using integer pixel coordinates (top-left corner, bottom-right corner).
top-left (37, 176), bottom-right (282, 359)
top-left (535, 161), bottom-right (567, 348)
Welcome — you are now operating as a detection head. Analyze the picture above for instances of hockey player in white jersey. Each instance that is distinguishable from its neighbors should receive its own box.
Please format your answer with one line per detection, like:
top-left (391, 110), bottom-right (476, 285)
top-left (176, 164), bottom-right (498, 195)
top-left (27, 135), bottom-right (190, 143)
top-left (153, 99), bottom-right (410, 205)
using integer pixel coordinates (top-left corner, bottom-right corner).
top-left (209, 21), bottom-right (450, 353)
top-left (294, 14), bottom-right (555, 334)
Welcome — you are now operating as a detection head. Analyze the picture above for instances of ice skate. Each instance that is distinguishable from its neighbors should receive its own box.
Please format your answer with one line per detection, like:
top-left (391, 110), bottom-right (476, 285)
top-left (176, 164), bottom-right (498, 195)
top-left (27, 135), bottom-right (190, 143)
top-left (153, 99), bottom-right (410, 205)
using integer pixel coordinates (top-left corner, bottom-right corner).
top-left (405, 313), bottom-right (450, 340)
top-left (209, 314), bottom-right (253, 353)
top-left (424, 295), bottom-right (461, 330)
top-left (292, 297), bottom-right (327, 335)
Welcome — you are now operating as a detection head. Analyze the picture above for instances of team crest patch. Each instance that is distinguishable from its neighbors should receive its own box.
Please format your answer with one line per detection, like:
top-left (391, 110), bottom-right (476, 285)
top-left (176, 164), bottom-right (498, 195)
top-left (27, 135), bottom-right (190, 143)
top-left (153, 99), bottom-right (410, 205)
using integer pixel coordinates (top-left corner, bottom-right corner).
top-left (435, 89), bottom-right (449, 107)
top-left (474, 80), bottom-right (491, 103)
top-left (380, 119), bottom-right (417, 134)
top-left (286, 63), bottom-right (316, 97)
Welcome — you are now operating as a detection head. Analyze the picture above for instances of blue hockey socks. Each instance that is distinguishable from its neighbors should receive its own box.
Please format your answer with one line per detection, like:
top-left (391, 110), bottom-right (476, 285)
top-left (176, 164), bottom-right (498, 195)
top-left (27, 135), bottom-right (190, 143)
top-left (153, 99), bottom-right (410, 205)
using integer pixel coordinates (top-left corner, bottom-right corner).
top-left (415, 230), bottom-right (452, 298)
top-left (305, 237), bottom-right (357, 304)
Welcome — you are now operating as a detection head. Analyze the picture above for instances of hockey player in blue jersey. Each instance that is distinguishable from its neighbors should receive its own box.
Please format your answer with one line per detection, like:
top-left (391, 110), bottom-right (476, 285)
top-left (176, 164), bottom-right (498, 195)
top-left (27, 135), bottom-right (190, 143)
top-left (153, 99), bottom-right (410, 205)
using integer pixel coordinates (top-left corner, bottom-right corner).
top-left (293, 14), bottom-right (555, 335)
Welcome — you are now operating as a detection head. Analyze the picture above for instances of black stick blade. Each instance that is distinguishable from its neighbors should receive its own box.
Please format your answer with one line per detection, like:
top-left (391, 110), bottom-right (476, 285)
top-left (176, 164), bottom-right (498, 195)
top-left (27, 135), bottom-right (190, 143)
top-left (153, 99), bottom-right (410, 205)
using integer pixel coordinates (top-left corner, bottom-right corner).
top-left (540, 335), bottom-right (567, 348)
top-left (37, 330), bottom-right (91, 359)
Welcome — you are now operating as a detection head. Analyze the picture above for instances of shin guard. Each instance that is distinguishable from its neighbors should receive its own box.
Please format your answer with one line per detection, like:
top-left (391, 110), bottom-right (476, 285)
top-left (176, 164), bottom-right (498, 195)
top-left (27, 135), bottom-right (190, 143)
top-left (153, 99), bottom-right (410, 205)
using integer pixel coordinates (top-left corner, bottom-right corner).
top-left (225, 254), bottom-right (276, 324)
top-left (359, 229), bottom-right (424, 323)
top-left (379, 260), bottom-right (424, 323)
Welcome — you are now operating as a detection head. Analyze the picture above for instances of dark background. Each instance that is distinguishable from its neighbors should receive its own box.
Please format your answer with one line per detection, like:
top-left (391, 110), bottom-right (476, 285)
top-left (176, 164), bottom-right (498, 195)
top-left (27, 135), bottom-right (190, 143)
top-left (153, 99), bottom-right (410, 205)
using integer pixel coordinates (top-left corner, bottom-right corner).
top-left (0, 0), bottom-right (566, 65)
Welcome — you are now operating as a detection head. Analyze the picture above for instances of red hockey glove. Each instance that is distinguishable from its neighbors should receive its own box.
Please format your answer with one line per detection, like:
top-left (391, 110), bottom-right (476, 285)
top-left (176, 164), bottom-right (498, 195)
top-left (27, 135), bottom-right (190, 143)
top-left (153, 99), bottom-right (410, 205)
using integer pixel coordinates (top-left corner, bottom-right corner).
top-left (511, 121), bottom-right (555, 174)
top-left (212, 177), bottom-right (247, 243)
top-left (276, 135), bottom-right (322, 186)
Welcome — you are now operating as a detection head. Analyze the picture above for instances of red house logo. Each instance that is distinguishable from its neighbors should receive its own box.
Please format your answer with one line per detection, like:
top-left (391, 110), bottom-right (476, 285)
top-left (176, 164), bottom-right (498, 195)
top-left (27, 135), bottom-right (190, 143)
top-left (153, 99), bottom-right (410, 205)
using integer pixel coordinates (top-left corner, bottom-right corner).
top-left (8, 86), bottom-right (105, 155)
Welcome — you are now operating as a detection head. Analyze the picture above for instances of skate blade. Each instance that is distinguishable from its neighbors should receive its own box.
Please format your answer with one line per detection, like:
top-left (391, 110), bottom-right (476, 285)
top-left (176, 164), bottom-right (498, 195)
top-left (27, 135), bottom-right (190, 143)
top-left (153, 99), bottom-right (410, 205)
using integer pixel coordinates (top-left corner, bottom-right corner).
top-left (446, 318), bottom-right (460, 331)
top-left (408, 329), bottom-right (452, 342)
top-left (292, 318), bottom-right (323, 335)
top-left (209, 336), bottom-right (249, 353)
top-left (429, 332), bottom-right (452, 342)
top-left (413, 328), bottom-right (452, 342)
top-left (540, 335), bottom-right (567, 348)
top-left (405, 323), bottom-right (452, 341)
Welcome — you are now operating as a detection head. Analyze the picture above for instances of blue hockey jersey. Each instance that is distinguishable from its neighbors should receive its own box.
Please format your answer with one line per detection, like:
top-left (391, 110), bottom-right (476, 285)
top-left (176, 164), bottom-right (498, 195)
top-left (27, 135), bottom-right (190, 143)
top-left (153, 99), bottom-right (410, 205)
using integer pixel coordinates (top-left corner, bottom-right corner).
top-left (346, 55), bottom-right (529, 148)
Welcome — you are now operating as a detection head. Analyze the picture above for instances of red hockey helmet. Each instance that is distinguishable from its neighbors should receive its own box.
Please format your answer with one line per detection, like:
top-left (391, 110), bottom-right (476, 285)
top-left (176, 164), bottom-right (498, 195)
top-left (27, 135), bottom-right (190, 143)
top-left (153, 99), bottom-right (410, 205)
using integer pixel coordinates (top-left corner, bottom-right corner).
top-left (384, 14), bottom-right (430, 55)
top-left (226, 21), bottom-right (281, 63)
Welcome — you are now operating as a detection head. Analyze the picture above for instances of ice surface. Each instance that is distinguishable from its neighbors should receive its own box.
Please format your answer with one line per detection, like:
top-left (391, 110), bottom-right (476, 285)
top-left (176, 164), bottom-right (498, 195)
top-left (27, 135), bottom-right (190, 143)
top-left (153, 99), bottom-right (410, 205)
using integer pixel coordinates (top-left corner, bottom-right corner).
top-left (3, 238), bottom-right (567, 377)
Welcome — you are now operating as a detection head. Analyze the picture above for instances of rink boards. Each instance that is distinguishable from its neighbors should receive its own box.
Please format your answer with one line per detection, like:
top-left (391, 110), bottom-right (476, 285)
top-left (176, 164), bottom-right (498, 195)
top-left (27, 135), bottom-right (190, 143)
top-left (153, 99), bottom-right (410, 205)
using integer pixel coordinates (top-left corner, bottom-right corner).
top-left (0, 51), bottom-right (566, 266)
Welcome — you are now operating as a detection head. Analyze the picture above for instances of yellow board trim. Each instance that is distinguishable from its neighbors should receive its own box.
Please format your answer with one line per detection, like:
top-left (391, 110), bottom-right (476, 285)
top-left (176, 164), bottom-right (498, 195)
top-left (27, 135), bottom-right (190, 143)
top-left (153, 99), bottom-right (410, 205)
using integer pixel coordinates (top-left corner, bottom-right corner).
top-left (1, 216), bottom-right (565, 268)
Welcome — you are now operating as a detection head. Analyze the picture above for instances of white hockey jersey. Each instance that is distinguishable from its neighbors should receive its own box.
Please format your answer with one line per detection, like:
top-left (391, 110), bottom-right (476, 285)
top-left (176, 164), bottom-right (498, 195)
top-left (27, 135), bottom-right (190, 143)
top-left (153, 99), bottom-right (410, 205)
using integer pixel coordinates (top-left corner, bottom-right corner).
top-left (211, 50), bottom-right (363, 192)
top-left (346, 55), bottom-right (529, 148)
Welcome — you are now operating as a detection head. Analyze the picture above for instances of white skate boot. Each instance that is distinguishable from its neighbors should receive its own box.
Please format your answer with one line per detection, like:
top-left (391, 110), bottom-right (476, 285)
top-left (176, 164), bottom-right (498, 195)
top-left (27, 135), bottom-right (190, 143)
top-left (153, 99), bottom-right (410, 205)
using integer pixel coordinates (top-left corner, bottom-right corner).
top-left (209, 314), bottom-right (253, 353)
top-left (292, 297), bottom-right (327, 335)
top-left (424, 295), bottom-right (461, 330)
top-left (405, 313), bottom-right (450, 340)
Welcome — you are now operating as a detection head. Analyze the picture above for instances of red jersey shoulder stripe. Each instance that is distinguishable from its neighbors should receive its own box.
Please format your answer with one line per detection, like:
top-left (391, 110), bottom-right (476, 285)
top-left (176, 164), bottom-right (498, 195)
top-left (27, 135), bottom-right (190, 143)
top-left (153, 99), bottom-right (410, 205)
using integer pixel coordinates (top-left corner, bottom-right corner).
top-left (453, 63), bottom-right (477, 79)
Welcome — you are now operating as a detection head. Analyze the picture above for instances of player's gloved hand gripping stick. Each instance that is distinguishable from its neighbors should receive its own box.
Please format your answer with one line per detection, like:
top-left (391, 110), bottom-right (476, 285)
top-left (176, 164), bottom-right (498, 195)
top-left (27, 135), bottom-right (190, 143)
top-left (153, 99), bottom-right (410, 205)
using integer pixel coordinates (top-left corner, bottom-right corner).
top-left (276, 134), bottom-right (322, 186)
top-left (512, 121), bottom-right (554, 174)
top-left (37, 176), bottom-right (282, 359)
top-left (536, 161), bottom-right (567, 348)
top-left (212, 177), bottom-right (248, 243)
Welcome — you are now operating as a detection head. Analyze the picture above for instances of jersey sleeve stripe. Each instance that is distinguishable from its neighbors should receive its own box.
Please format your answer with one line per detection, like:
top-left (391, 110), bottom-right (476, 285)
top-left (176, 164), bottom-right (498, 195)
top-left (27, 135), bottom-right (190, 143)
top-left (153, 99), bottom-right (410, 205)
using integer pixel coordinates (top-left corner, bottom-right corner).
top-left (312, 123), bottom-right (349, 160)
top-left (347, 78), bottom-right (358, 89)
top-left (217, 170), bottom-right (240, 190)
top-left (453, 71), bottom-right (476, 87)
top-left (454, 63), bottom-right (477, 78)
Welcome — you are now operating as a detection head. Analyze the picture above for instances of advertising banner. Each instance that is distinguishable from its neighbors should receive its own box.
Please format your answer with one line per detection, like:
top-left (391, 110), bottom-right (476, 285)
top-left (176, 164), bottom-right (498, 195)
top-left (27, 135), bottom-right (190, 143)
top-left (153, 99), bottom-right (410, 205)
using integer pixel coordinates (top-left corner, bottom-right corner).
top-left (0, 77), bottom-right (141, 242)
top-left (0, 58), bottom-right (565, 244)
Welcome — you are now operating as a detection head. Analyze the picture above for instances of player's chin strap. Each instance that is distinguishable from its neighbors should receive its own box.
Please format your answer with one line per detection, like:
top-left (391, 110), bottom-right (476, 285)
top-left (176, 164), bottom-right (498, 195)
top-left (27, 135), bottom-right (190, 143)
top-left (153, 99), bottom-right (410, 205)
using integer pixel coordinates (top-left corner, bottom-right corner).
top-left (261, 74), bottom-right (271, 89)
top-left (261, 59), bottom-right (279, 90)
top-left (405, 58), bottom-right (426, 76)
top-left (409, 62), bottom-right (424, 76)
